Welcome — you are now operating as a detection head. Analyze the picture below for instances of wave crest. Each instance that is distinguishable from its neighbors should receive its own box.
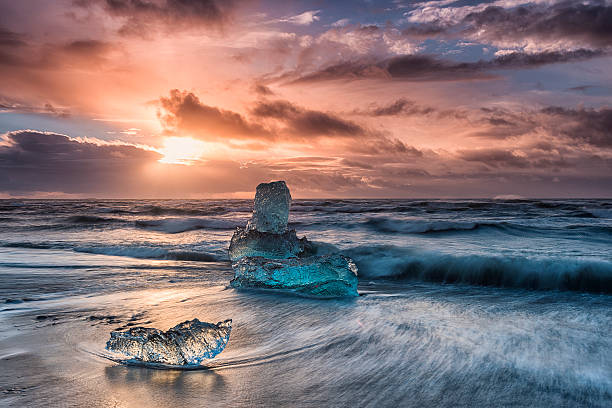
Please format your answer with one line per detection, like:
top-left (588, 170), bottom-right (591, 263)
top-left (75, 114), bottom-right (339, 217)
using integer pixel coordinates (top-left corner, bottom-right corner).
top-left (135, 217), bottom-right (246, 233)
top-left (73, 246), bottom-right (218, 261)
top-left (345, 245), bottom-right (612, 294)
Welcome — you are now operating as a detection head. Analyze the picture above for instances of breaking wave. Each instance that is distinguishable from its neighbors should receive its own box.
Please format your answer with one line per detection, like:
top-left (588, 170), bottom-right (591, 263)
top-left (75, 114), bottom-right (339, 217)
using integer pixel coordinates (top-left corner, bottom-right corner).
top-left (362, 218), bottom-right (525, 234)
top-left (135, 217), bottom-right (246, 233)
top-left (345, 245), bottom-right (612, 294)
top-left (0, 242), bottom-right (218, 262)
top-left (66, 215), bottom-right (119, 224)
top-left (105, 205), bottom-right (230, 216)
top-left (1, 242), bottom-right (55, 250)
top-left (73, 246), bottom-right (218, 261)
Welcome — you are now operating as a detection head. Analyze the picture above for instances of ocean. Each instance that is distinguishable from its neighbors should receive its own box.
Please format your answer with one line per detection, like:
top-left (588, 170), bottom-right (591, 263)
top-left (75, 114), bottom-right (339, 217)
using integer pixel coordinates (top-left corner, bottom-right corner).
top-left (1, 199), bottom-right (611, 406)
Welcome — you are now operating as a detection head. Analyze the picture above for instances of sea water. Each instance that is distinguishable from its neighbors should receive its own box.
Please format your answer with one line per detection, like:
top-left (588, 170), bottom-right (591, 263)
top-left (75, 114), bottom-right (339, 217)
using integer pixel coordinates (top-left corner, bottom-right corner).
top-left (0, 199), bottom-right (611, 406)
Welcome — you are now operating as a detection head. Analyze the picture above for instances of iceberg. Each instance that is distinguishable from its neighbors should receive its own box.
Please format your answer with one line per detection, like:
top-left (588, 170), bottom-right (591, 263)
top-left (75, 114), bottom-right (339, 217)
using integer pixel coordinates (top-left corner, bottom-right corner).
top-left (246, 180), bottom-right (291, 234)
top-left (106, 318), bottom-right (231, 365)
top-left (228, 227), bottom-right (313, 261)
top-left (231, 254), bottom-right (358, 297)
top-left (229, 181), bottom-right (359, 297)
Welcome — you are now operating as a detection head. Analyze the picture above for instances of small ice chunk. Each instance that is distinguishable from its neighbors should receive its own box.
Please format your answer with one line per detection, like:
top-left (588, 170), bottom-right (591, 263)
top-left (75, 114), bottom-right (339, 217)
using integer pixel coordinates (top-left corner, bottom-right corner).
top-left (246, 181), bottom-right (291, 234)
top-left (228, 227), bottom-right (313, 261)
top-left (231, 254), bottom-right (358, 297)
top-left (106, 318), bottom-right (231, 365)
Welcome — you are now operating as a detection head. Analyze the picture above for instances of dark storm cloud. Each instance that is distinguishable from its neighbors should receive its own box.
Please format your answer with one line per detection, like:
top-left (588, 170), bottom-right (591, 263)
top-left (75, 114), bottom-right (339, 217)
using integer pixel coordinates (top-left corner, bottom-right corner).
top-left (462, 2), bottom-right (612, 48)
top-left (0, 130), bottom-right (160, 193)
top-left (468, 105), bottom-right (612, 148)
top-left (489, 49), bottom-right (604, 67)
top-left (458, 149), bottom-right (531, 168)
top-left (542, 106), bottom-right (612, 148)
top-left (251, 100), bottom-right (368, 137)
top-left (288, 50), bottom-right (603, 84)
top-left (157, 89), bottom-right (273, 140)
top-left (75, 0), bottom-right (235, 36)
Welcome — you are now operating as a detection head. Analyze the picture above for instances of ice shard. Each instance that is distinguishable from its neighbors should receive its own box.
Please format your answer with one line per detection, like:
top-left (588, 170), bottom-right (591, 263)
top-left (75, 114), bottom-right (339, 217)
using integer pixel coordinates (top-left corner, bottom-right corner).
top-left (231, 254), bottom-right (359, 297)
top-left (106, 318), bottom-right (231, 365)
top-left (228, 227), bottom-right (313, 261)
top-left (229, 181), bottom-right (359, 297)
top-left (246, 181), bottom-right (291, 234)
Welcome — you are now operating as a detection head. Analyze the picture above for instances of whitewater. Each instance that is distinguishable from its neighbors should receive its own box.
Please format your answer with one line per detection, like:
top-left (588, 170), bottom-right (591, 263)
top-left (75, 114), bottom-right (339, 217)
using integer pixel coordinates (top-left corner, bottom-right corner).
top-left (1, 199), bottom-right (611, 406)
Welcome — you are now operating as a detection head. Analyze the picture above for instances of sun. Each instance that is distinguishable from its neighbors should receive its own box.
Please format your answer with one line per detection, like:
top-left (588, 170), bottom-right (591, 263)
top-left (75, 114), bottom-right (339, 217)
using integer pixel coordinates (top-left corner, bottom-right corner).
top-left (158, 137), bottom-right (207, 165)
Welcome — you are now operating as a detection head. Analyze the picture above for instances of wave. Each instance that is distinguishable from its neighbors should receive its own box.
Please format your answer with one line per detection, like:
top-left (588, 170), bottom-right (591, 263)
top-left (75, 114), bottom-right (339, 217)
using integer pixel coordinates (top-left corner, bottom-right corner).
top-left (587, 209), bottom-right (612, 219)
top-left (135, 217), bottom-right (245, 233)
top-left (140, 205), bottom-right (230, 216)
top-left (66, 215), bottom-right (119, 224)
top-left (1, 241), bottom-right (218, 262)
top-left (1, 242), bottom-right (55, 249)
top-left (99, 205), bottom-right (243, 216)
top-left (363, 218), bottom-right (515, 234)
top-left (345, 245), bottom-right (612, 294)
top-left (362, 217), bottom-right (612, 237)
top-left (73, 246), bottom-right (218, 261)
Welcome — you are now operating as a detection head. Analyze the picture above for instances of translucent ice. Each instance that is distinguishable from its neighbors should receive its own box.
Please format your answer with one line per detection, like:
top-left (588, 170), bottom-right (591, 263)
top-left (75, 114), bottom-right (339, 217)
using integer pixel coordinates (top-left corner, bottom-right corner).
top-left (106, 318), bottom-right (231, 365)
top-left (246, 181), bottom-right (291, 234)
top-left (228, 180), bottom-right (358, 297)
top-left (231, 254), bottom-right (359, 297)
top-left (228, 227), bottom-right (314, 261)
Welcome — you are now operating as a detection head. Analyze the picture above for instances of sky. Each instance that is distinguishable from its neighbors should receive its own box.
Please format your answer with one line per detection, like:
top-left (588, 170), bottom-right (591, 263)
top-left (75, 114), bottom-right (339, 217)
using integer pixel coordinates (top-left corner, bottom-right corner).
top-left (0, 0), bottom-right (611, 198)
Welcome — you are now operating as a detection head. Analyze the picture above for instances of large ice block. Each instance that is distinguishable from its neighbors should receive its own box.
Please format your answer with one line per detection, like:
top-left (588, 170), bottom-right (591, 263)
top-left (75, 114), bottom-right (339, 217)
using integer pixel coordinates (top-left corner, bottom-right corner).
top-left (228, 227), bottom-right (314, 261)
top-left (246, 181), bottom-right (291, 233)
top-left (106, 318), bottom-right (231, 365)
top-left (231, 254), bottom-right (359, 297)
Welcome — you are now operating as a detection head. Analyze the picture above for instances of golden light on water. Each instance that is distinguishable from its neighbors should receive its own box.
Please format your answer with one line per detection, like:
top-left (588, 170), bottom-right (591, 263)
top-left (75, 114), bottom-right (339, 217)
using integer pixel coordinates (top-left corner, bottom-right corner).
top-left (159, 137), bottom-right (207, 165)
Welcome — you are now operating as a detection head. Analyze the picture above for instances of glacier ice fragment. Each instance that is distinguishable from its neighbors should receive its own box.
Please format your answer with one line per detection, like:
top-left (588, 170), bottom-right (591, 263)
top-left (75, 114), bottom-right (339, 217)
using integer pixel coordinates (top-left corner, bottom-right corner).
top-left (228, 227), bottom-right (313, 261)
top-left (228, 180), bottom-right (358, 297)
top-left (106, 318), bottom-right (231, 365)
top-left (231, 254), bottom-right (358, 297)
top-left (246, 181), bottom-right (291, 234)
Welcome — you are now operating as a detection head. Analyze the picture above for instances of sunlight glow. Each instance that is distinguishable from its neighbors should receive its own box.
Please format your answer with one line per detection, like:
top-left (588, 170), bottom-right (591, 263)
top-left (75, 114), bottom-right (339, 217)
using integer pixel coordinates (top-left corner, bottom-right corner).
top-left (159, 137), bottom-right (207, 165)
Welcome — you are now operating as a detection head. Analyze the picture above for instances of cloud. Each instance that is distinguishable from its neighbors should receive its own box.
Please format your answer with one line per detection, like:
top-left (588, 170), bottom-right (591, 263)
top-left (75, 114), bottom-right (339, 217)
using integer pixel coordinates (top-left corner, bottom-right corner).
top-left (62, 39), bottom-right (112, 56)
top-left (253, 83), bottom-right (274, 96)
top-left (331, 18), bottom-right (349, 28)
top-left (158, 91), bottom-right (383, 142)
top-left (157, 89), bottom-right (273, 140)
top-left (251, 99), bottom-right (368, 137)
top-left (458, 148), bottom-right (530, 169)
top-left (360, 98), bottom-right (436, 117)
top-left (0, 27), bottom-right (27, 48)
top-left (0, 27), bottom-right (29, 67)
top-left (0, 30), bottom-right (118, 70)
top-left (0, 130), bottom-right (159, 194)
top-left (470, 105), bottom-right (612, 148)
top-left (461, 2), bottom-right (612, 50)
top-left (542, 106), bottom-right (612, 148)
top-left (74, 0), bottom-right (235, 36)
top-left (285, 49), bottom-right (604, 83)
top-left (0, 129), bottom-right (276, 197)
top-left (0, 96), bottom-right (70, 118)
top-left (277, 10), bottom-right (321, 26)
top-left (405, 1), bottom-right (612, 52)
